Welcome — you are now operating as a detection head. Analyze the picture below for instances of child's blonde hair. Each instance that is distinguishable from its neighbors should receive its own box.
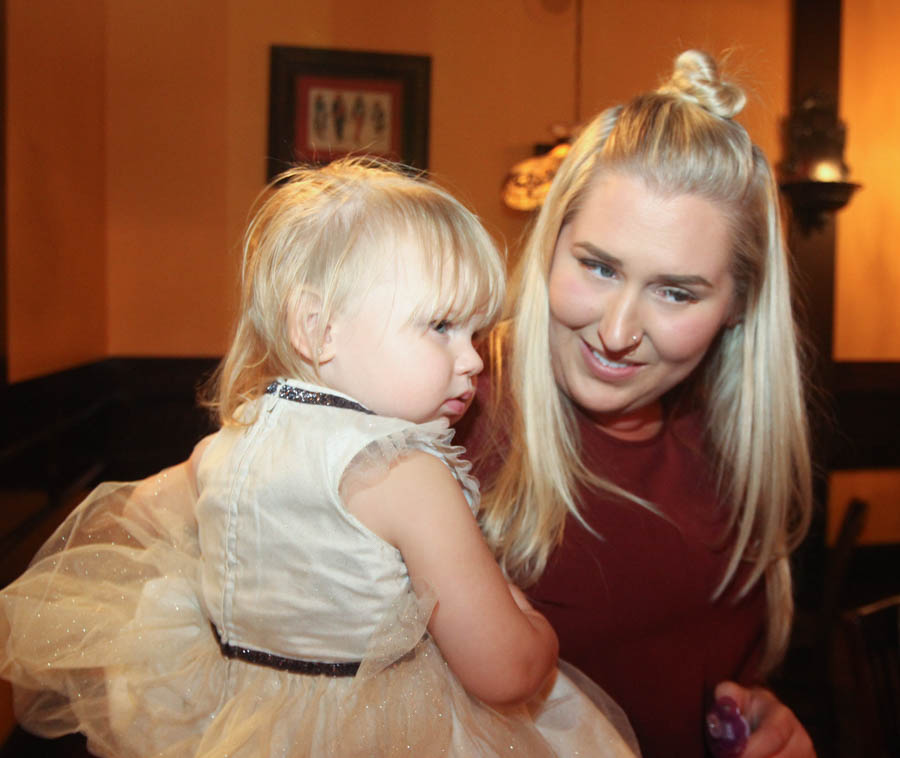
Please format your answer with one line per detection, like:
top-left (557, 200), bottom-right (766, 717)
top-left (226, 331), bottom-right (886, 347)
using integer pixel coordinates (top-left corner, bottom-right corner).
top-left (209, 157), bottom-right (506, 425)
top-left (481, 51), bottom-right (812, 674)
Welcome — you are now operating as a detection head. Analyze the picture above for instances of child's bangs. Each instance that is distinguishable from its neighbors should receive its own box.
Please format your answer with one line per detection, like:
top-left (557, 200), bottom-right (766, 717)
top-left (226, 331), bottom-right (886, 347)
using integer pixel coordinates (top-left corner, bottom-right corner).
top-left (405, 209), bottom-right (505, 330)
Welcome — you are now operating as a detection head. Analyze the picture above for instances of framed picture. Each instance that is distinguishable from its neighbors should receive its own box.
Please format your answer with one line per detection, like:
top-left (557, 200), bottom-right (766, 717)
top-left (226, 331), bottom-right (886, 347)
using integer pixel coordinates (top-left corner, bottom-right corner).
top-left (267, 46), bottom-right (431, 179)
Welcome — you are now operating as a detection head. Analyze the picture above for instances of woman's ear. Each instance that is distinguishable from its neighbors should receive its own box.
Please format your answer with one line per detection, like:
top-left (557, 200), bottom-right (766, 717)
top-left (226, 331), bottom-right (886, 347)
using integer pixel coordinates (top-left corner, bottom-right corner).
top-left (288, 293), bottom-right (336, 364)
top-left (724, 294), bottom-right (744, 329)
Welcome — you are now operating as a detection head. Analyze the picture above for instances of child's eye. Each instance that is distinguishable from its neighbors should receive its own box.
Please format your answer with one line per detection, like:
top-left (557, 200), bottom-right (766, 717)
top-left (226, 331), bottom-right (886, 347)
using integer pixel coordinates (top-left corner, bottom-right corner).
top-left (431, 320), bottom-right (451, 334)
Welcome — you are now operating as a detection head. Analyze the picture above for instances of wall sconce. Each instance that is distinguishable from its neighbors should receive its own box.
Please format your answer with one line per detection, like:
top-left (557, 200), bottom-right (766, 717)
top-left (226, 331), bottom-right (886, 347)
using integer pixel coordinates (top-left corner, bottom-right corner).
top-left (501, 0), bottom-right (581, 212)
top-left (779, 93), bottom-right (860, 232)
top-left (501, 135), bottom-right (571, 212)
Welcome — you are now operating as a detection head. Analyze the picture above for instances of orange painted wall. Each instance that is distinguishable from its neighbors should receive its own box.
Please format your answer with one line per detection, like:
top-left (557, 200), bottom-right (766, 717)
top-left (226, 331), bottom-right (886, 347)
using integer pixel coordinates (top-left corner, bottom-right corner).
top-left (7, 0), bottom-right (791, 376)
top-left (223, 0), bottom-right (791, 347)
top-left (829, 469), bottom-right (900, 546)
top-left (105, 1), bottom-right (230, 357)
top-left (580, 0), bottom-right (789, 163)
top-left (834, 0), bottom-right (900, 360)
top-left (6, 0), bottom-right (106, 381)
top-left (223, 0), bottom-right (790, 270)
top-left (220, 0), bottom-right (580, 287)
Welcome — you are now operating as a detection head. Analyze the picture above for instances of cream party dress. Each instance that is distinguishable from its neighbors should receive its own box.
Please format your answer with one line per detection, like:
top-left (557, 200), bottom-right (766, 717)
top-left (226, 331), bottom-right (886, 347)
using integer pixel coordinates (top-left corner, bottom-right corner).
top-left (0, 380), bottom-right (639, 757)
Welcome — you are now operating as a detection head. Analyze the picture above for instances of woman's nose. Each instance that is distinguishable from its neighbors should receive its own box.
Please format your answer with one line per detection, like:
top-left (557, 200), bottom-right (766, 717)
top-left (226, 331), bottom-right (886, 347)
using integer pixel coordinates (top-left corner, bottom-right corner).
top-left (597, 290), bottom-right (642, 353)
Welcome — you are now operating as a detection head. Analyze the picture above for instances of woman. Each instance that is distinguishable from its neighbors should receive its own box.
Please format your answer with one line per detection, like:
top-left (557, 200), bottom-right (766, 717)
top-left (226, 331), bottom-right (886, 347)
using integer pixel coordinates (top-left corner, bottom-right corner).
top-left (459, 51), bottom-right (815, 757)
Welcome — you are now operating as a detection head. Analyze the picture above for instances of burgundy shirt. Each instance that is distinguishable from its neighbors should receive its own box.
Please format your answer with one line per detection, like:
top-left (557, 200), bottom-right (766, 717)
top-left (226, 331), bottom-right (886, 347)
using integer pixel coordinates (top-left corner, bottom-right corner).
top-left (457, 388), bottom-right (766, 758)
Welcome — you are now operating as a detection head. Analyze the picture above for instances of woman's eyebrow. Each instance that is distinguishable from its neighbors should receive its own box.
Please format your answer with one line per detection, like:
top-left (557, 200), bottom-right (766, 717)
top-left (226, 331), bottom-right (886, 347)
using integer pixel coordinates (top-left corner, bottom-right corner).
top-left (573, 241), bottom-right (621, 266)
top-left (575, 241), bottom-right (714, 288)
top-left (657, 273), bottom-right (714, 288)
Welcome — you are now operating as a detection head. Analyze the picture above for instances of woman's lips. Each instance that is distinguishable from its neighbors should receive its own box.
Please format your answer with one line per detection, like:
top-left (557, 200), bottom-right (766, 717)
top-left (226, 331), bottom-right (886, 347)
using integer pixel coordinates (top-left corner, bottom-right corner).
top-left (580, 340), bottom-right (642, 381)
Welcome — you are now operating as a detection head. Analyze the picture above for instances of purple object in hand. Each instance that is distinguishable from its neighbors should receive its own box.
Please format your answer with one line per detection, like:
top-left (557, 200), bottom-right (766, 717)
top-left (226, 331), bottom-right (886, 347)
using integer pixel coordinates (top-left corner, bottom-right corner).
top-left (706, 696), bottom-right (750, 757)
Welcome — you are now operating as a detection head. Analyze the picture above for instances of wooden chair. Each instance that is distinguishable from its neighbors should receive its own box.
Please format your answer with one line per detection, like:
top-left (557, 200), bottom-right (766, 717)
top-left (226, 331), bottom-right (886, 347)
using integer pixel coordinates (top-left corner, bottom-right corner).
top-left (840, 593), bottom-right (900, 757)
top-left (775, 498), bottom-right (869, 757)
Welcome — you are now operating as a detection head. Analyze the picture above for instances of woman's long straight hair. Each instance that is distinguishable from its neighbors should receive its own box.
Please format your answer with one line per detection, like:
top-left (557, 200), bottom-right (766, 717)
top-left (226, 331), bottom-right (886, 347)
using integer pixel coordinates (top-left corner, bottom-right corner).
top-left (480, 51), bottom-right (812, 675)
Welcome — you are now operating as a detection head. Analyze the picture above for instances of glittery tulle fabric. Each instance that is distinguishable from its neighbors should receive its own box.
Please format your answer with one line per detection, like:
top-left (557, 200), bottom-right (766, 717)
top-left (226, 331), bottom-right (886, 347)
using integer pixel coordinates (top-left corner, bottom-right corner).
top-left (0, 445), bottom-right (639, 757)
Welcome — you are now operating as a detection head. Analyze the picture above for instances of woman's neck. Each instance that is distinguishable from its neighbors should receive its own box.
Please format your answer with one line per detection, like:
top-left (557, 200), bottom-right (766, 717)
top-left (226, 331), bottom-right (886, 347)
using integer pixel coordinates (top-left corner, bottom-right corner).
top-left (589, 401), bottom-right (664, 441)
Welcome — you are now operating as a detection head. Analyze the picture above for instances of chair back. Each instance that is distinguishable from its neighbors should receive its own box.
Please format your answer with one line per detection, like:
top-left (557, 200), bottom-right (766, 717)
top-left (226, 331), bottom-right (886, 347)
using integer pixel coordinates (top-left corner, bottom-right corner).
top-left (842, 593), bottom-right (900, 757)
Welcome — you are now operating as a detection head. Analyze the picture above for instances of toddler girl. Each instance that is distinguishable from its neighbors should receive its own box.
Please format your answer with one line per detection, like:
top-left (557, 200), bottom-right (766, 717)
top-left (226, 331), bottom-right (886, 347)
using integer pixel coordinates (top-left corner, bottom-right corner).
top-left (0, 159), bottom-right (637, 757)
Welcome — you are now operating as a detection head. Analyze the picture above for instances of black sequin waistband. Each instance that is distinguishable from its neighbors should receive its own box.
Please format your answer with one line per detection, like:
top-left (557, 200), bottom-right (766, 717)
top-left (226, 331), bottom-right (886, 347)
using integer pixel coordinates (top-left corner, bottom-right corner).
top-left (211, 623), bottom-right (360, 677)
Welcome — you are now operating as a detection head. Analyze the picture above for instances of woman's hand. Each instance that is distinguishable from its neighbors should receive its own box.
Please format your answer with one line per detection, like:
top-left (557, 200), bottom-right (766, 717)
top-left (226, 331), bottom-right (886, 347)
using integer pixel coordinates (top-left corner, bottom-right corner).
top-left (713, 682), bottom-right (816, 758)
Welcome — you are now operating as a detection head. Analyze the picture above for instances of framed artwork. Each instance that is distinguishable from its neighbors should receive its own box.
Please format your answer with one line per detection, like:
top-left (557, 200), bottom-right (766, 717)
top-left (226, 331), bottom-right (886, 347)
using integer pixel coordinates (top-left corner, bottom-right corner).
top-left (267, 46), bottom-right (431, 179)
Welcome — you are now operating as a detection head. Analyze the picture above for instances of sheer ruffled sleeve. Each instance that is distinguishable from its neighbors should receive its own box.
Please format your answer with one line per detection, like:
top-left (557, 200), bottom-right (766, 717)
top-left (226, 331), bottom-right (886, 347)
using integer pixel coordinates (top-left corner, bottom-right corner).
top-left (339, 419), bottom-right (480, 513)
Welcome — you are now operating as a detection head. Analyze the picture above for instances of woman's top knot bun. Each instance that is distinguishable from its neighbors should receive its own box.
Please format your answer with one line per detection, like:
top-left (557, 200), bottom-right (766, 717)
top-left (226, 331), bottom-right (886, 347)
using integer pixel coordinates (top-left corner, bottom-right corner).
top-left (658, 50), bottom-right (746, 120)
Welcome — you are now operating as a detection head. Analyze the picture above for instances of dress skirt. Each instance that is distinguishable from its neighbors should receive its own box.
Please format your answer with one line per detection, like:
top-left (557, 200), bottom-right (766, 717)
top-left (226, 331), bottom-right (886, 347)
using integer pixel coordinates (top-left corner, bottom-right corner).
top-left (0, 463), bottom-right (639, 757)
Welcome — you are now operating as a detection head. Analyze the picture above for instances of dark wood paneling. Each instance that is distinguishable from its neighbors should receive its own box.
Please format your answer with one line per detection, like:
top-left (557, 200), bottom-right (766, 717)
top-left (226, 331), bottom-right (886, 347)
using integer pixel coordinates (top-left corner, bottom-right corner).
top-left (0, 357), bottom-right (219, 585)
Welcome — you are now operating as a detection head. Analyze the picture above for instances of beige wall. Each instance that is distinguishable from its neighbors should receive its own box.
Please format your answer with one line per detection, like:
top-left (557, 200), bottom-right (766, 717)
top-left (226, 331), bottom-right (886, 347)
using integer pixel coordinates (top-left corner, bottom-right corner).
top-left (7, 0), bottom-right (797, 380)
top-left (834, 0), bottom-right (900, 360)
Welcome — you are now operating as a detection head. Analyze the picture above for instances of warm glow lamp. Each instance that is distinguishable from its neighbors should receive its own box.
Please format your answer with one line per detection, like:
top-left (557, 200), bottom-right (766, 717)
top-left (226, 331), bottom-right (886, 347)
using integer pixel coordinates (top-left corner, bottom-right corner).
top-left (779, 93), bottom-right (860, 231)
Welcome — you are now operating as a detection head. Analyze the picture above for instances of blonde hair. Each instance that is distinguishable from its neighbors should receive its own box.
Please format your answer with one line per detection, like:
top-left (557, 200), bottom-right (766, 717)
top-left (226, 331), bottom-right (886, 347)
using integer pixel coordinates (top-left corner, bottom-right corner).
top-left (481, 51), bottom-right (812, 674)
top-left (208, 157), bottom-right (506, 425)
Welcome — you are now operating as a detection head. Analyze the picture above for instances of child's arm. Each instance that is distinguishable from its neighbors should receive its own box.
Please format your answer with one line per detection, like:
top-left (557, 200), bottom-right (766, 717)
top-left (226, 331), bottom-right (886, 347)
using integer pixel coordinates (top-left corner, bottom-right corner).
top-left (122, 435), bottom-right (213, 531)
top-left (345, 450), bottom-right (558, 707)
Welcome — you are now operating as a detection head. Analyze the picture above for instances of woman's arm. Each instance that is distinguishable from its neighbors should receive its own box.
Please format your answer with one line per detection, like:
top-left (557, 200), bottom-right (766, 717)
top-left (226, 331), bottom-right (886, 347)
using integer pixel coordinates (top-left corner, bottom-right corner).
top-left (345, 450), bottom-right (559, 706)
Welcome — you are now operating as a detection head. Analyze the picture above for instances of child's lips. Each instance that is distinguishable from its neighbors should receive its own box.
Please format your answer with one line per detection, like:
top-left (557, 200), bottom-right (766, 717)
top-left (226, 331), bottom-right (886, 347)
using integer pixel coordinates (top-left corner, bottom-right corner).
top-left (443, 391), bottom-right (473, 417)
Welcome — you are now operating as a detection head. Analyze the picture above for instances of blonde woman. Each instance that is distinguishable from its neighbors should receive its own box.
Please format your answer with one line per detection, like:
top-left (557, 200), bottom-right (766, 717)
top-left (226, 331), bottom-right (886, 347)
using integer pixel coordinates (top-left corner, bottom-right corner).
top-left (460, 51), bottom-right (815, 757)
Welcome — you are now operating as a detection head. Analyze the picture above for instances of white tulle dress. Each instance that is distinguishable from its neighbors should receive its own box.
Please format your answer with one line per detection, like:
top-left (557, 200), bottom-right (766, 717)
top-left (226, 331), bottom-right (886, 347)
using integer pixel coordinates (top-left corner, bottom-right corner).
top-left (0, 380), bottom-right (639, 757)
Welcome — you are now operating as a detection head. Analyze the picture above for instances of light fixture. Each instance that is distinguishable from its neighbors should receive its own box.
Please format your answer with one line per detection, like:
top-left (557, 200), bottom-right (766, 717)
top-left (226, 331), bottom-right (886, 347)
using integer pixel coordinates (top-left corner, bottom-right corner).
top-left (501, 136), bottom-right (571, 211)
top-left (501, 0), bottom-right (582, 211)
top-left (779, 93), bottom-right (860, 232)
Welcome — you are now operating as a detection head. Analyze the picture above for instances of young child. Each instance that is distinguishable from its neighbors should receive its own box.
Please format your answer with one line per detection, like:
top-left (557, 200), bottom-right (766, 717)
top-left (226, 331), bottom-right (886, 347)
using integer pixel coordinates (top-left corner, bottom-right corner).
top-left (0, 159), bottom-right (638, 757)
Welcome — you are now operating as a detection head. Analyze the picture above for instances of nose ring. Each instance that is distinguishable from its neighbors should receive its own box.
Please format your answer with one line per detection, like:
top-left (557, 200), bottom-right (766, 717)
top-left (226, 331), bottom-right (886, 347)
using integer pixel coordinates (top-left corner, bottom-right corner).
top-left (631, 333), bottom-right (641, 344)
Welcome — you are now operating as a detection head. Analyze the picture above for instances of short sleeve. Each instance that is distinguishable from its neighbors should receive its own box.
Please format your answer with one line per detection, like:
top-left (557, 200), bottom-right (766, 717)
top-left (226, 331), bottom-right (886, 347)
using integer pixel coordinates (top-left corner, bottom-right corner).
top-left (339, 420), bottom-right (480, 514)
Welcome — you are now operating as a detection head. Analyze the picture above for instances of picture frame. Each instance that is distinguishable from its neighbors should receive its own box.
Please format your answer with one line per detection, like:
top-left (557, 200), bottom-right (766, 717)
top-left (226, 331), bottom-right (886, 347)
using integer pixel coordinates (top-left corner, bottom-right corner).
top-left (267, 46), bottom-right (431, 179)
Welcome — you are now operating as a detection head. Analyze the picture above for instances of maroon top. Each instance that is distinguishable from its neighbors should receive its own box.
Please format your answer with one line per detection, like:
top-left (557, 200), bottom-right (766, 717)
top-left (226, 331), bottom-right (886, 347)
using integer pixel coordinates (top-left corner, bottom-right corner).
top-left (457, 388), bottom-right (766, 758)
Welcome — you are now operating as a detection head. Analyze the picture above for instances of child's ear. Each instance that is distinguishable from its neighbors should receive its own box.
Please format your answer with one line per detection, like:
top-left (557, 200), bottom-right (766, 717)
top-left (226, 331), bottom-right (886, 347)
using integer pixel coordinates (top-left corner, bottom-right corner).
top-left (288, 293), bottom-right (336, 364)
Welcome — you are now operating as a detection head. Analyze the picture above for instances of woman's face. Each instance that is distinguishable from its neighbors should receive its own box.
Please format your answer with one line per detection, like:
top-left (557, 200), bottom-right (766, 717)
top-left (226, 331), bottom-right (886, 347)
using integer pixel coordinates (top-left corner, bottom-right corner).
top-left (547, 172), bottom-right (737, 439)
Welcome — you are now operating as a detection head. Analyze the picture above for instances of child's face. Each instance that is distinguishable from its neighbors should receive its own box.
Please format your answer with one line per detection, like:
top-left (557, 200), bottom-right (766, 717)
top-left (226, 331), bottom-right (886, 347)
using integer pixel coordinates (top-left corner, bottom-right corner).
top-left (318, 238), bottom-right (484, 425)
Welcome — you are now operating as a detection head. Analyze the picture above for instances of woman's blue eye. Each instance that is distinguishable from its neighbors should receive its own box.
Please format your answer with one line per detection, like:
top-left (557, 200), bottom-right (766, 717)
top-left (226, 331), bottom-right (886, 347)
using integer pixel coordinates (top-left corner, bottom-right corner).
top-left (660, 287), bottom-right (697, 304)
top-left (581, 259), bottom-right (616, 278)
top-left (431, 320), bottom-right (450, 333)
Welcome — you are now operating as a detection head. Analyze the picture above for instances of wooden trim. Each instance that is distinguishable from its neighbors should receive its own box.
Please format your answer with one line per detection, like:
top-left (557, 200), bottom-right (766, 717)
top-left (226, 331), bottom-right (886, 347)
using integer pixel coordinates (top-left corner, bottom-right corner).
top-left (834, 362), bottom-right (900, 392)
top-left (0, 357), bottom-right (219, 490)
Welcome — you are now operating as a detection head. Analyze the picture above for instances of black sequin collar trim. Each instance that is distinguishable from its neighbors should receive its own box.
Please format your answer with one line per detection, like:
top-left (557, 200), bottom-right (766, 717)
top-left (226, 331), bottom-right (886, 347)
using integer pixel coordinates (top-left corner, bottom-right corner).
top-left (265, 381), bottom-right (374, 415)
